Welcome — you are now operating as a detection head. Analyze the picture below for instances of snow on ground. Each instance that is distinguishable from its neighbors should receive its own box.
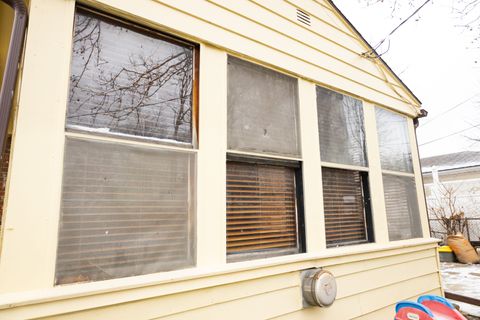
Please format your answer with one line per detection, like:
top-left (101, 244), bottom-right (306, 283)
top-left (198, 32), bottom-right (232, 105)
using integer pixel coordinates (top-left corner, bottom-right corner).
top-left (441, 262), bottom-right (480, 317)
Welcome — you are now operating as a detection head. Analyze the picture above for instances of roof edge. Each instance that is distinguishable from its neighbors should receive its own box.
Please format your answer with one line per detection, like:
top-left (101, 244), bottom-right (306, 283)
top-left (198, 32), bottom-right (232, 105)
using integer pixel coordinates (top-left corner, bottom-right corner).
top-left (327, 0), bottom-right (422, 106)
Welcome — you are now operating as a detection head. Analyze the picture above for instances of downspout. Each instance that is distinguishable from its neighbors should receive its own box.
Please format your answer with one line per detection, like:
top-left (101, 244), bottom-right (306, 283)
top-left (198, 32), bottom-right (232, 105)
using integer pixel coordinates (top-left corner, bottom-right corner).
top-left (0, 0), bottom-right (27, 157)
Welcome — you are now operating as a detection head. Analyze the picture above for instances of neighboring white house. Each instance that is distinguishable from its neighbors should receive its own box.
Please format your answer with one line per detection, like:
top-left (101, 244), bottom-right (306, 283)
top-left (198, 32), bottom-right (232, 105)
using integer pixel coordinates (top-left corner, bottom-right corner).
top-left (423, 151), bottom-right (480, 217)
top-left (422, 151), bottom-right (480, 242)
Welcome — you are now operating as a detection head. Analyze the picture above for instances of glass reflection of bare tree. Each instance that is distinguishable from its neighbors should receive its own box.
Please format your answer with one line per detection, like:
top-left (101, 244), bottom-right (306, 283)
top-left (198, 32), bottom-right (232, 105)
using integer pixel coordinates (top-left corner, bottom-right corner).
top-left (68, 14), bottom-right (194, 143)
top-left (343, 97), bottom-right (367, 166)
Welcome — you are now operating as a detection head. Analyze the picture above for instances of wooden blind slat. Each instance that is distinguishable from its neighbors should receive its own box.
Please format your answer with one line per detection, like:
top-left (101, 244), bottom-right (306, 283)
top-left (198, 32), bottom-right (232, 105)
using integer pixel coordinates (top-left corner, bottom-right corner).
top-left (227, 161), bottom-right (299, 257)
top-left (322, 167), bottom-right (368, 247)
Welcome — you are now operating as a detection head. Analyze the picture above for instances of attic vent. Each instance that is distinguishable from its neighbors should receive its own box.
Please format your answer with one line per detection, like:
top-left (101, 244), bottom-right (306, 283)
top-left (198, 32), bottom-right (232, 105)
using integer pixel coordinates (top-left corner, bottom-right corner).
top-left (296, 9), bottom-right (311, 26)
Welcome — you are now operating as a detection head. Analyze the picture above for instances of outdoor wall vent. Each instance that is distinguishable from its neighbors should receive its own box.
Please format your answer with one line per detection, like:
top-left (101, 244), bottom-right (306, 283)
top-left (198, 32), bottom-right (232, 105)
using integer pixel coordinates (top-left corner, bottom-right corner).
top-left (296, 8), bottom-right (311, 26)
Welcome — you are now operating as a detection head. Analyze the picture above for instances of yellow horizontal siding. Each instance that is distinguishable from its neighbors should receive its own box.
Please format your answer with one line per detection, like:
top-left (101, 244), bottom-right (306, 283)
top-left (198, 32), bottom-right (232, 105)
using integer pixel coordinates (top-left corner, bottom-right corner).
top-left (157, 0), bottom-right (413, 104)
top-left (158, 287), bottom-right (301, 320)
top-left (270, 274), bottom-right (440, 320)
top-left (210, 0), bottom-right (403, 95)
top-left (352, 288), bottom-right (443, 320)
top-left (87, 0), bottom-right (419, 115)
top-left (4, 246), bottom-right (440, 320)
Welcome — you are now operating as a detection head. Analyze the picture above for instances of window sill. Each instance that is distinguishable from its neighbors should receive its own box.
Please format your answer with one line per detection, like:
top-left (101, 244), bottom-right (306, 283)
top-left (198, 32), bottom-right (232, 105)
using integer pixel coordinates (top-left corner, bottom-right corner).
top-left (0, 237), bottom-right (440, 314)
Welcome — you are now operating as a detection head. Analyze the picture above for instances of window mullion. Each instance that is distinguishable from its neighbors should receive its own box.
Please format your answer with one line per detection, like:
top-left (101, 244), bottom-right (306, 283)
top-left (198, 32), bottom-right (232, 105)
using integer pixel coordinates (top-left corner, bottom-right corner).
top-left (298, 80), bottom-right (325, 252)
top-left (195, 45), bottom-right (227, 267)
top-left (407, 118), bottom-right (429, 238)
top-left (363, 102), bottom-right (389, 243)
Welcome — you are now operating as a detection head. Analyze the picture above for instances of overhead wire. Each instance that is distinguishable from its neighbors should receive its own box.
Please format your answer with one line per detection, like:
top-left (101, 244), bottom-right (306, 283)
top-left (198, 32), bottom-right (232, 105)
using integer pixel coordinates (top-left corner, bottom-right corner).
top-left (419, 92), bottom-right (480, 127)
top-left (364, 0), bottom-right (432, 56)
top-left (419, 123), bottom-right (480, 146)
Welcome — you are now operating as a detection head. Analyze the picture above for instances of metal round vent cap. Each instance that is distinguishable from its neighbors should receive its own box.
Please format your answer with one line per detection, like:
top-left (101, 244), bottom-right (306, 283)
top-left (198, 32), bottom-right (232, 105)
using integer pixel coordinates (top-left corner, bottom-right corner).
top-left (302, 269), bottom-right (337, 307)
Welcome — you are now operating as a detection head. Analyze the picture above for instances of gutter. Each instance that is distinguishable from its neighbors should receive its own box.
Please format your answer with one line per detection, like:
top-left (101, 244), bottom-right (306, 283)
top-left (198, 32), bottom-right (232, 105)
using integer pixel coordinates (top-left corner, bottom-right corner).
top-left (0, 0), bottom-right (27, 156)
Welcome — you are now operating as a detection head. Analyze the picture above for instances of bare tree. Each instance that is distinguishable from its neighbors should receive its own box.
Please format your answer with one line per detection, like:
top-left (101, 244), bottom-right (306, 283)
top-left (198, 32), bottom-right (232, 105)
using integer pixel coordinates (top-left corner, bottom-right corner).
top-left (428, 183), bottom-right (467, 238)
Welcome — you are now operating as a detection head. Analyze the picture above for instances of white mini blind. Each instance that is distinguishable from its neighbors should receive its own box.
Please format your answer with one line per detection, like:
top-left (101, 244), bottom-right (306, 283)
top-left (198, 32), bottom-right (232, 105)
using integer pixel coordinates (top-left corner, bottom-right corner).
top-left (375, 108), bottom-right (413, 173)
top-left (55, 138), bottom-right (195, 284)
top-left (383, 174), bottom-right (422, 241)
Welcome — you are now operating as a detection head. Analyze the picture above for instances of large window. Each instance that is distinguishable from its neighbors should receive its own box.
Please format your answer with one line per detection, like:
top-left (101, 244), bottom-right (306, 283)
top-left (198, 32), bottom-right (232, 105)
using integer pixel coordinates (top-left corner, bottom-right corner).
top-left (55, 8), bottom-right (197, 285)
top-left (316, 86), bottom-right (373, 247)
top-left (226, 57), bottom-right (304, 261)
top-left (376, 107), bottom-right (422, 241)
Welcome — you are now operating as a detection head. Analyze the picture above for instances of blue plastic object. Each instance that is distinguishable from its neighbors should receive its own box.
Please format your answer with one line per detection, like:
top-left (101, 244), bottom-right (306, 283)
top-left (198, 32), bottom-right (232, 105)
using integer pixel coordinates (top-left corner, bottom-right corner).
top-left (418, 295), bottom-right (456, 310)
top-left (395, 301), bottom-right (435, 317)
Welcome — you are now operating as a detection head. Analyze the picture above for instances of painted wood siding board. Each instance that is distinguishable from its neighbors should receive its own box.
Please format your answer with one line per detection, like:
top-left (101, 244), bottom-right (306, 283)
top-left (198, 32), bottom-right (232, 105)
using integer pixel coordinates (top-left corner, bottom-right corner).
top-left (352, 288), bottom-right (443, 320)
top-left (30, 273), bottom-right (299, 320)
top-left (326, 248), bottom-right (436, 277)
top-left (271, 274), bottom-right (440, 320)
top-left (157, 287), bottom-right (301, 320)
top-left (85, 0), bottom-right (418, 115)
top-left (335, 256), bottom-right (438, 298)
top-left (251, 0), bottom-right (361, 50)
top-left (0, 247), bottom-right (439, 319)
top-left (226, 0), bottom-right (414, 102)
top-left (156, 0), bottom-right (412, 106)
top-left (215, 0), bottom-right (391, 82)
top-left (0, 243), bottom-right (438, 318)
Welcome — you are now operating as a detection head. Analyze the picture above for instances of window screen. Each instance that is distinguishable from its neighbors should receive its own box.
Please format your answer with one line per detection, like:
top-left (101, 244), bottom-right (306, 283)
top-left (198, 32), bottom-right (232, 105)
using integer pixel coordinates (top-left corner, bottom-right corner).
top-left (67, 10), bottom-right (195, 144)
top-left (322, 167), bottom-right (371, 247)
top-left (317, 86), bottom-right (367, 167)
top-left (227, 56), bottom-right (300, 157)
top-left (375, 108), bottom-right (413, 173)
top-left (226, 161), bottom-right (301, 260)
top-left (383, 174), bottom-right (422, 241)
top-left (55, 138), bottom-right (195, 284)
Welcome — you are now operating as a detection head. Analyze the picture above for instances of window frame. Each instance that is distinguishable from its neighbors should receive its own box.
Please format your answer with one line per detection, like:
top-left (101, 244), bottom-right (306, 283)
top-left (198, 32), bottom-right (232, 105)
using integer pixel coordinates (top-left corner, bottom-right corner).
top-left (225, 55), bottom-right (305, 261)
top-left (55, 5), bottom-right (201, 285)
top-left (375, 106), bottom-right (423, 241)
top-left (316, 85), bottom-right (374, 248)
top-left (66, 6), bottom-right (200, 149)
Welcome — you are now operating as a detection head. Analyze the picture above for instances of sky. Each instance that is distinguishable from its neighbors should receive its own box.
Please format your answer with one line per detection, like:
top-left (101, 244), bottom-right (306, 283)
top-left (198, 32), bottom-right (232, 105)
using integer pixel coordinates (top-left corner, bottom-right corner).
top-left (333, 0), bottom-right (480, 159)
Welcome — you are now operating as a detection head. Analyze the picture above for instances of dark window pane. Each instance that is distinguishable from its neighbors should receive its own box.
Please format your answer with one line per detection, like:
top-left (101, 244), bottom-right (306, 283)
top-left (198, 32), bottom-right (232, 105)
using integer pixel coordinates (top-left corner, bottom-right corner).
top-left (322, 167), bottom-right (370, 247)
top-left (383, 174), bottom-right (422, 240)
top-left (376, 108), bottom-right (413, 173)
top-left (67, 11), bottom-right (194, 144)
top-left (55, 138), bottom-right (195, 284)
top-left (317, 86), bottom-right (367, 167)
top-left (227, 57), bottom-right (300, 157)
top-left (226, 161), bottom-right (300, 261)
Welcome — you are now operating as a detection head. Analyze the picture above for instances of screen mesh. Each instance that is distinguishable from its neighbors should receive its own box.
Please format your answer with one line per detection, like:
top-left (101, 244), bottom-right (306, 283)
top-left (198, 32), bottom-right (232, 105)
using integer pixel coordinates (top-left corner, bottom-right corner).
top-left (317, 86), bottom-right (367, 167)
top-left (55, 138), bottom-right (195, 284)
top-left (383, 174), bottom-right (422, 241)
top-left (227, 56), bottom-right (300, 157)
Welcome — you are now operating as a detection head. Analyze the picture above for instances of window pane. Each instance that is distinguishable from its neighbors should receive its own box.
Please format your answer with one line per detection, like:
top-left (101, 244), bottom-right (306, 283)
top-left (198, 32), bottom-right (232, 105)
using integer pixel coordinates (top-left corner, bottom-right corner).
top-left (322, 167), bottom-right (370, 247)
top-left (67, 11), bottom-right (194, 144)
top-left (55, 138), bottom-right (195, 284)
top-left (227, 57), bottom-right (300, 156)
top-left (376, 108), bottom-right (413, 172)
top-left (383, 174), bottom-right (422, 241)
top-left (226, 161), bottom-right (300, 260)
top-left (317, 86), bottom-right (367, 167)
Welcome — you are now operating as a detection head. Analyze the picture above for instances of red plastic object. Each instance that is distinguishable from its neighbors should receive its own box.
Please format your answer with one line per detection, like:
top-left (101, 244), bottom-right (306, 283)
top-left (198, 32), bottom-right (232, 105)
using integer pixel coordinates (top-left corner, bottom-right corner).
top-left (395, 307), bottom-right (435, 320)
top-left (420, 301), bottom-right (467, 320)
